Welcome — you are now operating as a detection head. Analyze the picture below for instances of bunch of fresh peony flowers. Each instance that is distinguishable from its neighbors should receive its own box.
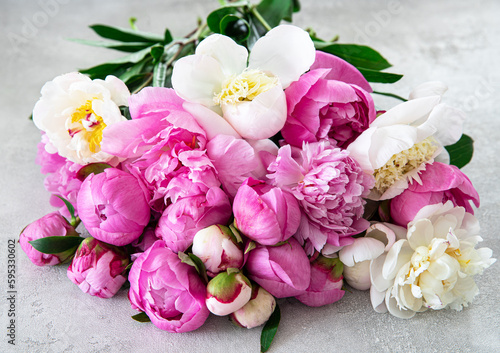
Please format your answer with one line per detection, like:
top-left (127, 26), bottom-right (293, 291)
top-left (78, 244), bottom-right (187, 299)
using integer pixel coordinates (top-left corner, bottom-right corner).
top-left (21, 19), bottom-right (494, 344)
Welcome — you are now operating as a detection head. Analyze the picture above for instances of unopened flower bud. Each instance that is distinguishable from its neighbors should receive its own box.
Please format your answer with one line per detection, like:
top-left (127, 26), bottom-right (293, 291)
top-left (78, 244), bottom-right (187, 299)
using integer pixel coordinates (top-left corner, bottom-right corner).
top-left (206, 271), bottom-right (252, 316)
top-left (230, 285), bottom-right (276, 329)
top-left (192, 225), bottom-right (243, 276)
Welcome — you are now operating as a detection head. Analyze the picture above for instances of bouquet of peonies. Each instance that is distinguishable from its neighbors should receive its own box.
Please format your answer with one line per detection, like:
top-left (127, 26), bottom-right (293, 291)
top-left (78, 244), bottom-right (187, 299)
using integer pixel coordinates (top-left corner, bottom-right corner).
top-left (20, 0), bottom-right (495, 351)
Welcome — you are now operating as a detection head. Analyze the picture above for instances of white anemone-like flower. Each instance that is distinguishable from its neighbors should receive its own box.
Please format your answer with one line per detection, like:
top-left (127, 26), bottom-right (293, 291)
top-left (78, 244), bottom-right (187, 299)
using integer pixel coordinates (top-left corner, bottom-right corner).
top-left (347, 81), bottom-right (466, 200)
top-left (172, 25), bottom-right (315, 140)
top-left (370, 201), bottom-right (496, 319)
top-left (33, 72), bottom-right (130, 165)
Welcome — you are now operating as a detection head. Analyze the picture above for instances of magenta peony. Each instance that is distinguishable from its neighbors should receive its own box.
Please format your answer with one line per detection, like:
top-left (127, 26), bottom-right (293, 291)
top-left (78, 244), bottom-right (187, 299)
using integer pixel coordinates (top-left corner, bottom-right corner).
top-left (390, 162), bottom-right (480, 226)
top-left (233, 178), bottom-right (300, 245)
top-left (245, 238), bottom-right (311, 298)
top-left (282, 51), bottom-right (375, 149)
top-left (267, 141), bottom-right (374, 254)
top-left (19, 212), bottom-right (79, 266)
top-left (155, 187), bottom-right (232, 253)
top-left (77, 168), bottom-right (150, 246)
top-left (128, 240), bottom-right (209, 333)
top-left (67, 237), bottom-right (129, 298)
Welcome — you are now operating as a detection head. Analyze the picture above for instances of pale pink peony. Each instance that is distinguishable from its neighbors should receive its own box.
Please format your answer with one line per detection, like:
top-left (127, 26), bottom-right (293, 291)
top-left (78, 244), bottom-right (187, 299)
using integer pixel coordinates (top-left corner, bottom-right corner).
top-left (36, 134), bottom-right (82, 218)
top-left (19, 212), bottom-right (78, 266)
top-left (67, 237), bottom-right (129, 298)
top-left (101, 87), bottom-right (214, 210)
top-left (282, 51), bottom-right (375, 149)
top-left (245, 238), bottom-right (311, 298)
top-left (77, 168), bottom-right (150, 246)
top-left (267, 141), bottom-right (374, 254)
top-left (233, 178), bottom-right (300, 245)
top-left (390, 162), bottom-right (480, 226)
top-left (128, 240), bottom-right (209, 333)
top-left (155, 187), bottom-right (232, 253)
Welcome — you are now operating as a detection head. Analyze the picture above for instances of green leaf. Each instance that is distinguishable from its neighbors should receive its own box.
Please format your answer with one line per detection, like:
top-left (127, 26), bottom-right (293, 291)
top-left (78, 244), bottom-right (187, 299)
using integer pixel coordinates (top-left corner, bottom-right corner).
top-left (188, 253), bottom-right (209, 284)
top-left (90, 24), bottom-right (163, 43)
top-left (256, 0), bottom-right (294, 27)
top-left (150, 45), bottom-right (164, 65)
top-left (153, 61), bottom-right (168, 87)
top-left (358, 68), bottom-right (403, 84)
top-left (107, 47), bottom-right (154, 64)
top-left (29, 236), bottom-right (84, 254)
top-left (55, 195), bottom-right (76, 225)
top-left (220, 15), bottom-right (250, 42)
top-left (445, 134), bottom-right (474, 169)
top-left (260, 302), bottom-right (280, 353)
top-left (372, 91), bottom-right (408, 102)
top-left (76, 163), bottom-right (112, 181)
top-left (67, 38), bottom-right (151, 53)
top-left (207, 7), bottom-right (239, 33)
top-left (131, 312), bottom-right (151, 323)
top-left (119, 60), bottom-right (149, 83)
top-left (163, 29), bottom-right (173, 44)
top-left (79, 63), bottom-right (132, 80)
top-left (292, 0), bottom-right (301, 12)
top-left (318, 44), bottom-right (392, 71)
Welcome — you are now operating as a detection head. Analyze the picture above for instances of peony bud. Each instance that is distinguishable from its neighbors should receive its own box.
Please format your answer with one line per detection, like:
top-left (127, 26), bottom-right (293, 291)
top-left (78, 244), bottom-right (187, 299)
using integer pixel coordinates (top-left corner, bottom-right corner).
top-left (19, 212), bottom-right (79, 266)
top-left (230, 285), bottom-right (276, 329)
top-left (233, 178), bottom-right (300, 245)
top-left (192, 225), bottom-right (244, 276)
top-left (77, 168), bottom-right (150, 246)
top-left (206, 271), bottom-right (252, 316)
top-left (339, 223), bottom-right (402, 290)
top-left (67, 237), bottom-right (129, 298)
top-left (295, 255), bottom-right (345, 307)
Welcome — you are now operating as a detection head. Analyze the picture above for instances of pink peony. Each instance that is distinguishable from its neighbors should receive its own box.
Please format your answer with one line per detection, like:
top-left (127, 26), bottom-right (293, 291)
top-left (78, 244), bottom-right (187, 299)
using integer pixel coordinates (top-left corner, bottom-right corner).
top-left (19, 212), bottom-right (78, 266)
top-left (295, 255), bottom-right (344, 307)
top-left (128, 240), bottom-right (209, 333)
top-left (77, 168), bottom-right (150, 246)
top-left (67, 237), bottom-right (129, 298)
top-left (390, 162), bottom-right (480, 226)
top-left (101, 87), bottom-right (213, 210)
top-left (233, 178), bottom-right (300, 245)
top-left (155, 187), bottom-right (232, 253)
top-left (282, 51), bottom-right (375, 149)
top-left (37, 134), bottom-right (82, 218)
top-left (267, 141), bottom-right (374, 254)
top-left (245, 238), bottom-right (311, 298)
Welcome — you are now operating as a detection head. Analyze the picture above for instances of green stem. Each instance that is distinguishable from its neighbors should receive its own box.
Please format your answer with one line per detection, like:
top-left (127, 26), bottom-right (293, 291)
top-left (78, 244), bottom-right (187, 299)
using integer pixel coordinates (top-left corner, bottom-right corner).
top-left (372, 90), bottom-right (408, 102)
top-left (251, 6), bottom-right (272, 32)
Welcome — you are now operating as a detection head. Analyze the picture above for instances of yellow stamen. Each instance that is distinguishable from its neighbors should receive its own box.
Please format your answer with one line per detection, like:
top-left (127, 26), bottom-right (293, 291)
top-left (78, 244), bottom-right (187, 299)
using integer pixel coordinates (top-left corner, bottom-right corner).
top-left (69, 99), bottom-right (107, 153)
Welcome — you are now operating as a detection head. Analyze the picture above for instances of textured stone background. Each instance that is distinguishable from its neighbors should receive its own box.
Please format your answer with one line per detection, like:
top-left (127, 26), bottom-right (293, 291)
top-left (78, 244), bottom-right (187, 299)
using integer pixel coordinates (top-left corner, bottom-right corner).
top-left (1, 0), bottom-right (499, 352)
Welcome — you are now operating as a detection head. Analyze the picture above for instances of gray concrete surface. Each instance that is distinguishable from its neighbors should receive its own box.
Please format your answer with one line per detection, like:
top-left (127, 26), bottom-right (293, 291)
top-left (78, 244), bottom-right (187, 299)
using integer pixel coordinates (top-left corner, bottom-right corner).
top-left (1, 0), bottom-right (499, 352)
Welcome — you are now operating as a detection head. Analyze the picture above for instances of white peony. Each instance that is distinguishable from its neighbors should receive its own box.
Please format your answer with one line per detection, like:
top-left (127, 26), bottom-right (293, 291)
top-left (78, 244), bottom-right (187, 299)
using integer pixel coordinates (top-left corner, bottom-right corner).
top-left (370, 201), bottom-right (496, 318)
top-left (347, 81), bottom-right (466, 200)
top-left (171, 25), bottom-right (315, 140)
top-left (33, 72), bottom-right (130, 165)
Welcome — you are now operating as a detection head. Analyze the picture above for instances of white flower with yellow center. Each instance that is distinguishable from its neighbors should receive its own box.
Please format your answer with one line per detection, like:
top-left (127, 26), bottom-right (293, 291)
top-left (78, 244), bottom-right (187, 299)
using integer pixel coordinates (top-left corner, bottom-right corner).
top-left (33, 72), bottom-right (130, 165)
top-left (369, 201), bottom-right (496, 319)
top-left (171, 25), bottom-right (315, 140)
top-left (347, 81), bottom-right (466, 200)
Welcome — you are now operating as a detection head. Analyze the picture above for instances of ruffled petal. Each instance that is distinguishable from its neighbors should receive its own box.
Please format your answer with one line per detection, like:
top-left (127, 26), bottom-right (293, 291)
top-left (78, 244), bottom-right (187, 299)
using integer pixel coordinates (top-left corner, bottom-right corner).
top-left (195, 34), bottom-right (248, 77)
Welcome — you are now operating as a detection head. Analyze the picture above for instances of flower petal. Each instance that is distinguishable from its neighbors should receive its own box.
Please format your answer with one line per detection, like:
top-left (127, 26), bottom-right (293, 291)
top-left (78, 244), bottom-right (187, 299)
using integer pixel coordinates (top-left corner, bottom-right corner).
top-left (339, 237), bottom-right (385, 267)
top-left (248, 25), bottom-right (315, 89)
top-left (409, 81), bottom-right (448, 100)
top-left (221, 85), bottom-right (287, 140)
top-left (182, 102), bottom-right (240, 139)
top-left (172, 54), bottom-right (225, 107)
top-left (195, 34), bottom-right (248, 77)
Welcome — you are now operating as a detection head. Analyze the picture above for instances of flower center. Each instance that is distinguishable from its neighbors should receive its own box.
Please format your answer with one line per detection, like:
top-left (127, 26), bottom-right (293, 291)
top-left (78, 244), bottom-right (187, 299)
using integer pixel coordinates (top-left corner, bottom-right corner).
top-left (373, 137), bottom-right (438, 193)
top-left (214, 69), bottom-right (278, 105)
top-left (68, 99), bottom-right (107, 153)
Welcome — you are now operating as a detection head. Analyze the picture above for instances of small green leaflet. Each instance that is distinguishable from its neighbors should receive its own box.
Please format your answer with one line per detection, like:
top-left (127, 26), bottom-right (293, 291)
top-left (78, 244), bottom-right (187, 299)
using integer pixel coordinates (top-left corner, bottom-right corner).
top-left (358, 68), bottom-right (403, 84)
top-left (132, 312), bottom-right (151, 323)
top-left (318, 43), bottom-right (392, 71)
top-left (76, 163), bottom-right (112, 181)
top-left (256, 0), bottom-right (294, 28)
top-left (67, 38), bottom-right (151, 53)
top-left (178, 252), bottom-right (209, 284)
top-left (29, 236), bottom-right (84, 254)
top-left (55, 195), bottom-right (77, 226)
top-left (260, 302), bottom-right (280, 353)
top-left (90, 24), bottom-right (163, 43)
top-left (445, 134), bottom-right (474, 169)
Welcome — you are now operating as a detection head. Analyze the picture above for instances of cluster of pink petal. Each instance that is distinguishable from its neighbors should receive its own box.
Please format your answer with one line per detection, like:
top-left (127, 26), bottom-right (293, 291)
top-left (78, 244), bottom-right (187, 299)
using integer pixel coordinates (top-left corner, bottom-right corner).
top-left (268, 141), bottom-right (374, 254)
top-left (36, 134), bottom-right (82, 218)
